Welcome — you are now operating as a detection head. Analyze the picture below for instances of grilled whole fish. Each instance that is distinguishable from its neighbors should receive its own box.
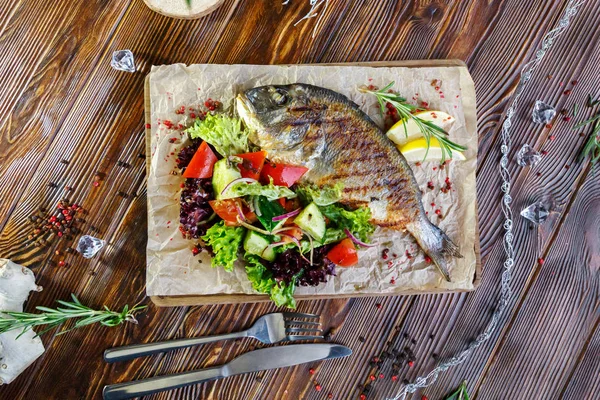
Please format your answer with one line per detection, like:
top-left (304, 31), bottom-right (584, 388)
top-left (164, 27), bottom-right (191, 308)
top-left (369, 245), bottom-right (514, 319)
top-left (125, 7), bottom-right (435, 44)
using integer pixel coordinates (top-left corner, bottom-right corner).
top-left (236, 83), bottom-right (462, 281)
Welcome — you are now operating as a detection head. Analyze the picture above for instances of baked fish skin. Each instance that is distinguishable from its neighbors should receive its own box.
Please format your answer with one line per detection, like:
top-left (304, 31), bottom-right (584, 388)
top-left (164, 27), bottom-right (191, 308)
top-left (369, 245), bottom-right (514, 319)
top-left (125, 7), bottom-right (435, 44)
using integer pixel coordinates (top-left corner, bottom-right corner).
top-left (236, 83), bottom-right (462, 281)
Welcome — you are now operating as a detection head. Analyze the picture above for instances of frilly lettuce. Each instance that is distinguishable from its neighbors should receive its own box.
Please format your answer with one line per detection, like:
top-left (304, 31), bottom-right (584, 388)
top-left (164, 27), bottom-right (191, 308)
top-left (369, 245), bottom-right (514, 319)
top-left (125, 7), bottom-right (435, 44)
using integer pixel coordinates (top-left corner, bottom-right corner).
top-left (319, 203), bottom-right (375, 242)
top-left (201, 221), bottom-right (245, 272)
top-left (230, 180), bottom-right (296, 201)
top-left (245, 255), bottom-right (296, 308)
top-left (296, 183), bottom-right (342, 206)
top-left (186, 114), bottom-right (248, 157)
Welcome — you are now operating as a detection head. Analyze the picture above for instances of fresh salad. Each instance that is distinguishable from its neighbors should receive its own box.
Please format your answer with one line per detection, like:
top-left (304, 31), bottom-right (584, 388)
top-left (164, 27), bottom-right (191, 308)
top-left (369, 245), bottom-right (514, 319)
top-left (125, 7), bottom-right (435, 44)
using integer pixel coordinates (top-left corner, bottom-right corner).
top-left (177, 113), bottom-right (375, 308)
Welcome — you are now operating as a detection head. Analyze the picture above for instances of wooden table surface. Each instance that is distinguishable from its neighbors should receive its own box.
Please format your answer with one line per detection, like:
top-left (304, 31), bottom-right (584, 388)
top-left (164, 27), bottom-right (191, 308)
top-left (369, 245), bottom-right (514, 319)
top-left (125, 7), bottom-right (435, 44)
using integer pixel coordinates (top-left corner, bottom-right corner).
top-left (0, 1), bottom-right (598, 399)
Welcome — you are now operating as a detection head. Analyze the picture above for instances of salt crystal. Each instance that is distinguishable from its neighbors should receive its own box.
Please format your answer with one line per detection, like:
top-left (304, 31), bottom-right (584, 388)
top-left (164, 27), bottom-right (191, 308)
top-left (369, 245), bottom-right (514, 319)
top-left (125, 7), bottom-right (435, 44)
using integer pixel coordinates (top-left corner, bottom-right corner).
top-left (516, 144), bottom-right (541, 166)
top-left (76, 235), bottom-right (106, 258)
top-left (532, 100), bottom-right (556, 124)
top-left (110, 50), bottom-right (136, 73)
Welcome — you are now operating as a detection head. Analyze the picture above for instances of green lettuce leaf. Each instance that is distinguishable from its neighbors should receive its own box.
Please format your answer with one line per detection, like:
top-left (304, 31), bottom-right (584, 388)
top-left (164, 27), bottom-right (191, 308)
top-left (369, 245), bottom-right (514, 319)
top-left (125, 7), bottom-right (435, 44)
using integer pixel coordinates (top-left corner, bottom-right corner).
top-left (186, 113), bottom-right (248, 157)
top-left (296, 183), bottom-right (343, 206)
top-left (245, 254), bottom-right (296, 308)
top-left (230, 181), bottom-right (296, 201)
top-left (319, 203), bottom-right (375, 242)
top-left (201, 221), bottom-right (245, 272)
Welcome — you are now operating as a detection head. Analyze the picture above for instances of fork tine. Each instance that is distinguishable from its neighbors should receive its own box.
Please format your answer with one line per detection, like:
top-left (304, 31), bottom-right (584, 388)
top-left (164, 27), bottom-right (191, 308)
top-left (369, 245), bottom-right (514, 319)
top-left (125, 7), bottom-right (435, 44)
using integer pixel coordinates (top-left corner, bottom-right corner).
top-left (282, 312), bottom-right (320, 320)
top-left (285, 320), bottom-right (320, 327)
top-left (285, 335), bottom-right (325, 342)
top-left (286, 327), bottom-right (323, 334)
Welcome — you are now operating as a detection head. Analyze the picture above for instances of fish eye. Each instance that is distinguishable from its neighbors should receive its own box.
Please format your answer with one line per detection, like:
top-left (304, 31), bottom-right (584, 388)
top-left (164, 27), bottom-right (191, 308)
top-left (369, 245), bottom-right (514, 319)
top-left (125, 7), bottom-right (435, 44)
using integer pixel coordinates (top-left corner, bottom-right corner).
top-left (271, 89), bottom-right (288, 106)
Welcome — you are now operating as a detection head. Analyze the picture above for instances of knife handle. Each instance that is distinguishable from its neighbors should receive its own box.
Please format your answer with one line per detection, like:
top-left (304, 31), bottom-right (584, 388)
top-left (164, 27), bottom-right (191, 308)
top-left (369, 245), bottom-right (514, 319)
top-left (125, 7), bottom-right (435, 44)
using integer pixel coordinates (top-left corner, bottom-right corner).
top-left (103, 366), bottom-right (225, 400)
top-left (104, 331), bottom-right (248, 363)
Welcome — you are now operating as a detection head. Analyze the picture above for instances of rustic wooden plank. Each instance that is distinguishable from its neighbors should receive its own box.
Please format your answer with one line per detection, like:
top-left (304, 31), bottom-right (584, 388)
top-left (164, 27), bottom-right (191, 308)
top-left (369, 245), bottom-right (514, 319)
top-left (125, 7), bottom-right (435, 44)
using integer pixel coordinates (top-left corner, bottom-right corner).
top-left (0, 0), bottom-right (242, 397)
top-left (561, 318), bottom-right (600, 399)
top-left (387, 1), bottom-right (600, 398)
top-left (0, 0), bottom-right (132, 230)
top-left (475, 167), bottom-right (599, 398)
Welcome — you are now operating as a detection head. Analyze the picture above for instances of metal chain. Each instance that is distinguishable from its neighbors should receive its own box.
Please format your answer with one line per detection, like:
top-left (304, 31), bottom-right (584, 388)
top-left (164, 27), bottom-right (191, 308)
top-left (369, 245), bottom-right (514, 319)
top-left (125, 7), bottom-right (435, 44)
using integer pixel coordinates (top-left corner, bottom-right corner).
top-left (388, 1), bottom-right (587, 399)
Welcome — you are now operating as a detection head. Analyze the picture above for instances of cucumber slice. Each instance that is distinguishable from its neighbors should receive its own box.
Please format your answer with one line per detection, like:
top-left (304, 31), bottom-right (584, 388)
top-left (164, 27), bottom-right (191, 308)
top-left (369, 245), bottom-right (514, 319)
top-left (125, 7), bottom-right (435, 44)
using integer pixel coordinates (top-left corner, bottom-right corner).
top-left (243, 231), bottom-right (276, 261)
top-left (293, 202), bottom-right (326, 242)
top-left (212, 159), bottom-right (242, 200)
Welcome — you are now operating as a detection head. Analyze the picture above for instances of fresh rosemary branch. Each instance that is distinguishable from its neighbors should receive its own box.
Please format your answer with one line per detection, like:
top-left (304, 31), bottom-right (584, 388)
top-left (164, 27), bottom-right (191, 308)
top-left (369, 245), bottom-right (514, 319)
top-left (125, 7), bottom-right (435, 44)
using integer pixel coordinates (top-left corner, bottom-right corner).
top-left (0, 294), bottom-right (146, 338)
top-left (185, 0), bottom-right (192, 7)
top-left (363, 81), bottom-right (467, 162)
top-left (574, 96), bottom-right (600, 164)
top-left (445, 381), bottom-right (471, 400)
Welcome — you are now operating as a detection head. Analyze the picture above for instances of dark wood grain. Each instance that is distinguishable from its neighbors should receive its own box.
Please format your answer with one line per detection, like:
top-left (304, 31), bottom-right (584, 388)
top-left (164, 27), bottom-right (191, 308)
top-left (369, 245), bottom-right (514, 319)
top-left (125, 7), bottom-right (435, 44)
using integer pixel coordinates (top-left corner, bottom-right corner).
top-left (0, 1), bottom-right (599, 399)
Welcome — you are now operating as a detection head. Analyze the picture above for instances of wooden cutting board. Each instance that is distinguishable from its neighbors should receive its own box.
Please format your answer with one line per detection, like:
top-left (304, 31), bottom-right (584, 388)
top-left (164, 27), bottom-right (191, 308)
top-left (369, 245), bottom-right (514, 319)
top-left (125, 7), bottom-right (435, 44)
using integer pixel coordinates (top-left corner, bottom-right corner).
top-left (145, 60), bottom-right (482, 307)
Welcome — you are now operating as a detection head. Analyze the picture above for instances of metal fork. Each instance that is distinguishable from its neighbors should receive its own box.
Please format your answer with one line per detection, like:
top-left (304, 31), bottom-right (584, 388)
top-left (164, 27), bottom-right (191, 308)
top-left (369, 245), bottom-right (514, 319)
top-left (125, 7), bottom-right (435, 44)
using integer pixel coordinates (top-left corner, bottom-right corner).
top-left (104, 312), bottom-right (323, 363)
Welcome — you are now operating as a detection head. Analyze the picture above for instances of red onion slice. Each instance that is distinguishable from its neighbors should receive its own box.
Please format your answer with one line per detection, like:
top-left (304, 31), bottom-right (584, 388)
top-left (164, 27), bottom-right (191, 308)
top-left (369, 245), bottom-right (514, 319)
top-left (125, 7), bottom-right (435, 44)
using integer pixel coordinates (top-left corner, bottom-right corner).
top-left (344, 228), bottom-right (377, 248)
top-left (272, 208), bottom-right (301, 222)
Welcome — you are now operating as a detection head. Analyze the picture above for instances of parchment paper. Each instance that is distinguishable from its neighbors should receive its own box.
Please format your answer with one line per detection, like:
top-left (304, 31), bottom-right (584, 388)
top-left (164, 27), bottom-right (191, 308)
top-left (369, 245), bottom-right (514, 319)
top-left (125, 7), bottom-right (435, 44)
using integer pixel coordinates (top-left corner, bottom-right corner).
top-left (146, 64), bottom-right (478, 298)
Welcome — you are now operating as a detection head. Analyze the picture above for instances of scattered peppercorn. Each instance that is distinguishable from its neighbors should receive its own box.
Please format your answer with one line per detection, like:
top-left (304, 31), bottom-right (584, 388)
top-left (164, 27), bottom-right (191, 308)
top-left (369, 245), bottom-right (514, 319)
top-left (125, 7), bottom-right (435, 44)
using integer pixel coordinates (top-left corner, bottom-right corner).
top-left (375, 303), bottom-right (382, 309)
top-left (315, 384), bottom-right (322, 392)
top-left (538, 258), bottom-right (545, 265)
top-left (408, 360), bottom-right (414, 367)
top-left (309, 368), bottom-right (315, 375)
top-left (564, 89), bottom-right (572, 95)
top-left (358, 336), bottom-right (365, 343)
top-left (58, 260), bottom-right (66, 267)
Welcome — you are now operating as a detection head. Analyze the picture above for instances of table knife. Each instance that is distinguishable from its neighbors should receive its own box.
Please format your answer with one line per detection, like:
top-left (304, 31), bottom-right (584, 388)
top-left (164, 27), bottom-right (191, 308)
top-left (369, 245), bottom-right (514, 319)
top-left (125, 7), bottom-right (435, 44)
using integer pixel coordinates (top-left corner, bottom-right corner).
top-left (102, 343), bottom-right (351, 400)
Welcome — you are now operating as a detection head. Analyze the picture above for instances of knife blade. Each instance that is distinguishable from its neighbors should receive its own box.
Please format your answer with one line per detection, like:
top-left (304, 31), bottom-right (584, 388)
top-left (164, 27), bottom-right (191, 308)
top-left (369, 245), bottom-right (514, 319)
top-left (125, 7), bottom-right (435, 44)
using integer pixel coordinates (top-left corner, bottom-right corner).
top-left (224, 343), bottom-right (351, 376)
top-left (103, 344), bottom-right (351, 400)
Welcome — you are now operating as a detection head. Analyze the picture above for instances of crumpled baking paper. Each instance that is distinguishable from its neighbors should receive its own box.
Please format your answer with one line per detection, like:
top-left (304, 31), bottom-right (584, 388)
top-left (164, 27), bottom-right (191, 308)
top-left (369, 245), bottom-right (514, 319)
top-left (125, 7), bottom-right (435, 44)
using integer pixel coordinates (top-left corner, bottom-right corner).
top-left (146, 63), bottom-right (478, 299)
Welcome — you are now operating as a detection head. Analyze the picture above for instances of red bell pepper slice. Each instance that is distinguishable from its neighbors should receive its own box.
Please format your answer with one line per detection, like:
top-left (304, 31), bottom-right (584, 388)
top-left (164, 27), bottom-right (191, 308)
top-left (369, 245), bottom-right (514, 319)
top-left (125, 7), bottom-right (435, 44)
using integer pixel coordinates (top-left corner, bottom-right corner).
top-left (327, 238), bottom-right (359, 267)
top-left (182, 141), bottom-right (218, 179)
top-left (260, 162), bottom-right (308, 187)
top-left (236, 151), bottom-right (267, 180)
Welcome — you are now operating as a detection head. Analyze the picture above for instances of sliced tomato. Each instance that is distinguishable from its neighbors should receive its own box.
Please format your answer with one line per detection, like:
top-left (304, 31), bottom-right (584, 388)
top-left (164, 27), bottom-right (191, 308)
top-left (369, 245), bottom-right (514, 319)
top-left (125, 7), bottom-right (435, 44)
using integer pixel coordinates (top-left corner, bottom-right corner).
top-left (183, 141), bottom-right (218, 179)
top-left (280, 227), bottom-right (303, 243)
top-left (277, 197), bottom-right (286, 208)
top-left (327, 238), bottom-right (359, 267)
top-left (283, 197), bottom-right (301, 212)
top-left (260, 162), bottom-right (308, 187)
top-left (209, 199), bottom-right (256, 225)
top-left (236, 151), bottom-right (267, 180)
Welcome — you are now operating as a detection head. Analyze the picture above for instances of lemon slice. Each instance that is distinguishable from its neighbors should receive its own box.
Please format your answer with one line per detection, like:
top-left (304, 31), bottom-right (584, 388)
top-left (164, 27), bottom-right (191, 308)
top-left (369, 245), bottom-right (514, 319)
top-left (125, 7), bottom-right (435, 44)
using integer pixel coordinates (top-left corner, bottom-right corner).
top-left (386, 110), bottom-right (455, 147)
top-left (399, 137), bottom-right (466, 162)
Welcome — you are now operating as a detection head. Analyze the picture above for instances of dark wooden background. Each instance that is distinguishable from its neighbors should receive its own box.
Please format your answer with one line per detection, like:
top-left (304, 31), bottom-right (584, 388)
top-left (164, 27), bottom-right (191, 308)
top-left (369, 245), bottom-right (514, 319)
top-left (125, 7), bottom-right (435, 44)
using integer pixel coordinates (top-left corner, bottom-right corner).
top-left (0, 1), bottom-right (598, 399)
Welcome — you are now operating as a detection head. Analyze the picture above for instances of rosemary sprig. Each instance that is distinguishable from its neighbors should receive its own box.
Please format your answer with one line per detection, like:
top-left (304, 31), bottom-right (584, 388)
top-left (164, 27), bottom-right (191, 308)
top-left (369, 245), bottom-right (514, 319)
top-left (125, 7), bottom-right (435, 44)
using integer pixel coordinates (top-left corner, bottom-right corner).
top-left (185, 0), bottom-right (192, 7)
top-left (445, 381), bottom-right (471, 400)
top-left (0, 294), bottom-right (146, 338)
top-left (574, 97), bottom-right (600, 164)
top-left (363, 82), bottom-right (467, 162)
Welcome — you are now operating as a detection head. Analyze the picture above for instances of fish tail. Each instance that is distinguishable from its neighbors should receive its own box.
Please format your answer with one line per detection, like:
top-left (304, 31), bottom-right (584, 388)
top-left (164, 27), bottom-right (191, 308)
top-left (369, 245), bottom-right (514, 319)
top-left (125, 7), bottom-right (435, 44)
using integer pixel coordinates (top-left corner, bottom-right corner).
top-left (407, 215), bottom-right (462, 282)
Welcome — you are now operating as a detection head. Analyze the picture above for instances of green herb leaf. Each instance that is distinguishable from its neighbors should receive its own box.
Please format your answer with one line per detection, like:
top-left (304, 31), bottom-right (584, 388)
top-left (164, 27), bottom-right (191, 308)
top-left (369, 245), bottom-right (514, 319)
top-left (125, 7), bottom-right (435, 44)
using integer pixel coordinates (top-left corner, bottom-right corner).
top-left (445, 381), bottom-right (470, 400)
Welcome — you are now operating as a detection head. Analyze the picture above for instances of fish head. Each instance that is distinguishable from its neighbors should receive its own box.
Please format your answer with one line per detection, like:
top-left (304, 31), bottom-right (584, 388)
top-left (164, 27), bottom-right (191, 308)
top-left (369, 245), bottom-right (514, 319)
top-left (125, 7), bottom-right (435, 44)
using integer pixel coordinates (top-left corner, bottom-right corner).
top-left (236, 84), bottom-right (315, 152)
